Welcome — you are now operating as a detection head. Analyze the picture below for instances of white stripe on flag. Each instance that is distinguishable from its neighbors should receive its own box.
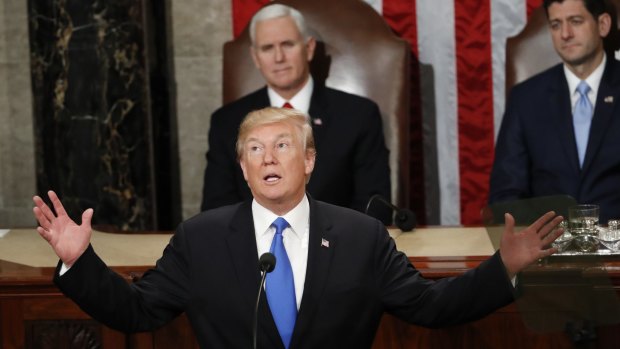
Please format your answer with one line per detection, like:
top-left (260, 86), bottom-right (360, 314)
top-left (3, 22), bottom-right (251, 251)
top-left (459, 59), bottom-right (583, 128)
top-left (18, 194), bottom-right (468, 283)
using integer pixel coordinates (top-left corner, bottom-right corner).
top-left (417, 0), bottom-right (460, 225)
top-left (491, 0), bottom-right (527, 139)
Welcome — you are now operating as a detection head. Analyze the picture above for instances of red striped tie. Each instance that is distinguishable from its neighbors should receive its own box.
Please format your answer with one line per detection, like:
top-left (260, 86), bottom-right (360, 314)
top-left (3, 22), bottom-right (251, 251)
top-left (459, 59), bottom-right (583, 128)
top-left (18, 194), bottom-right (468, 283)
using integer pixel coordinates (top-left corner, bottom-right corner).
top-left (282, 102), bottom-right (293, 109)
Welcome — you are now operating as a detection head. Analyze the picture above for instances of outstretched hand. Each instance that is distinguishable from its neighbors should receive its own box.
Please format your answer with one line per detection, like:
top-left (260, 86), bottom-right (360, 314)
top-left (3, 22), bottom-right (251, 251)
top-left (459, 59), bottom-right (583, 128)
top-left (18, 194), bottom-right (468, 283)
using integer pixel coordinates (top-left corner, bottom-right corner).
top-left (32, 190), bottom-right (93, 267)
top-left (499, 211), bottom-right (564, 279)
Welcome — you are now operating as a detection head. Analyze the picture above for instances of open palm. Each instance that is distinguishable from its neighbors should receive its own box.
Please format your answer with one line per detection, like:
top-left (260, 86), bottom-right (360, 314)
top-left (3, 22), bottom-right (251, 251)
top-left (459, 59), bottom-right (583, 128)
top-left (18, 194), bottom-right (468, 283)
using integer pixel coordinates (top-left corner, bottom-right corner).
top-left (32, 190), bottom-right (93, 267)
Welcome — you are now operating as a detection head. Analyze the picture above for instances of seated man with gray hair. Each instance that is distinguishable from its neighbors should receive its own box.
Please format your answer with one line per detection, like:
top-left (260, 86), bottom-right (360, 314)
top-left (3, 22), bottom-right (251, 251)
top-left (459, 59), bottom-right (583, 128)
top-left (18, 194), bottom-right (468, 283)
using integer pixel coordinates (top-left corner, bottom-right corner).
top-left (201, 4), bottom-right (392, 224)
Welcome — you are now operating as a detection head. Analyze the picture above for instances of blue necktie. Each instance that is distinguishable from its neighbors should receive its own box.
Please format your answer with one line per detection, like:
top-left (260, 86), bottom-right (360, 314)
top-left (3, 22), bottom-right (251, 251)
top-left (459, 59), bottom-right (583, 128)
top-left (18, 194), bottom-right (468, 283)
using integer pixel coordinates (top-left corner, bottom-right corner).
top-left (574, 81), bottom-right (593, 167)
top-left (266, 217), bottom-right (296, 348)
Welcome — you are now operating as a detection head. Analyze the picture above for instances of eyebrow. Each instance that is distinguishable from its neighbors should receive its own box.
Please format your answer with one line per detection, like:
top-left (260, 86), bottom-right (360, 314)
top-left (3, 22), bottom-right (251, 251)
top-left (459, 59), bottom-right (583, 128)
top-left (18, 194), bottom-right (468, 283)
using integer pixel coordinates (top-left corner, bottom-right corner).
top-left (246, 132), bottom-right (293, 144)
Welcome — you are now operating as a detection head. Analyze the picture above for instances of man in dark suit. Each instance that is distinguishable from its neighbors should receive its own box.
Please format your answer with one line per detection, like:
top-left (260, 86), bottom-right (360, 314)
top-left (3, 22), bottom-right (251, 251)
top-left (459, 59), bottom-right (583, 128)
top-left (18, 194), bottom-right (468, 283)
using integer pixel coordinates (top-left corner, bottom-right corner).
top-left (490, 0), bottom-right (620, 223)
top-left (33, 107), bottom-right (563, 349)
top-left (201, 4), bottom-right (392, 223)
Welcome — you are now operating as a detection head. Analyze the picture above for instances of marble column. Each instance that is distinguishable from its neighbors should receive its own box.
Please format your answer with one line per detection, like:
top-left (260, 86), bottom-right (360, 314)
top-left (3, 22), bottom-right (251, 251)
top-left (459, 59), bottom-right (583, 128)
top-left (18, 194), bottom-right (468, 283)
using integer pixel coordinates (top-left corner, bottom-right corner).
top-left (28, 0), bottom-right (178, 230)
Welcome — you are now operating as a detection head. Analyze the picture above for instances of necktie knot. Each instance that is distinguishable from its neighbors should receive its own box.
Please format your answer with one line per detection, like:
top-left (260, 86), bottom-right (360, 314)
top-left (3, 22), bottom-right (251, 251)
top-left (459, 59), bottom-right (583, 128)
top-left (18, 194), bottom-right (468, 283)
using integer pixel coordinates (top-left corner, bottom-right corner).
top-left (272, 217), bottom-right (289, 236)
top-left (577, 81), bottom-right (591, 97)
top-left (282, 102), bottom-right (293, 109)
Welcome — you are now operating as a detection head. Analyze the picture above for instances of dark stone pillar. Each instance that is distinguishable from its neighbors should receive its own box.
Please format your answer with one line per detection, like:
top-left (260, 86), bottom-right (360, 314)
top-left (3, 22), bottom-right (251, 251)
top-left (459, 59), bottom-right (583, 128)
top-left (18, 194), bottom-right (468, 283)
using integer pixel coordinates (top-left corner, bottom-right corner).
top-left (28, 0), bottom-right (179, 230)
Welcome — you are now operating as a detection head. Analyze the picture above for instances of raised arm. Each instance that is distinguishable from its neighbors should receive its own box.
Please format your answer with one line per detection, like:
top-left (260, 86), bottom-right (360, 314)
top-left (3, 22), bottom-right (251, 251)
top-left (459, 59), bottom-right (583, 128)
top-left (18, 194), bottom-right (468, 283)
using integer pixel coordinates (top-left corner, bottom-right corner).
top-left (32, 190), bottom-right (93, 267)
top-left (499, 211), bottom-right (564, 279)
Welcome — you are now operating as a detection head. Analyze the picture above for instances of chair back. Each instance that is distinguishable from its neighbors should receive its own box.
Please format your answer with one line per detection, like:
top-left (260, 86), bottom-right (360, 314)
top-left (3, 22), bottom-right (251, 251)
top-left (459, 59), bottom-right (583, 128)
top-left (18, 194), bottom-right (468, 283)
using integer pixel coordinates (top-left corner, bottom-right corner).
top-left (506, 0), bottom-right (620, 94)
top-left (223, 0), bottom-right (411, 207)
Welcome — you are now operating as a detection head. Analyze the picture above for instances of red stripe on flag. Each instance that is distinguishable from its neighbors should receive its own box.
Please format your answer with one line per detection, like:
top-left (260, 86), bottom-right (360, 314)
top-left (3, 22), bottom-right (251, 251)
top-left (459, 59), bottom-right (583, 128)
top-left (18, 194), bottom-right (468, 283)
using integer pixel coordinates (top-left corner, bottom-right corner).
top-left (455, 0), bottom-right (494, 225)
top-left (232, 0), bottom-right (269, 38)
top-left (382, 0), bottom-right (426, 224)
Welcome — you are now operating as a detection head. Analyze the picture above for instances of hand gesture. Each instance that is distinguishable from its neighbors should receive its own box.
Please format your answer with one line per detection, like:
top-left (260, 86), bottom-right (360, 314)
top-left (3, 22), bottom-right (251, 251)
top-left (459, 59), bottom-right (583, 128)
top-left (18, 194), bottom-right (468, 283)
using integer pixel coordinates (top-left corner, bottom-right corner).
top-left (32, 190), bottom-right (93, 267)
top-left (500, 211), bottom-right (564, 279)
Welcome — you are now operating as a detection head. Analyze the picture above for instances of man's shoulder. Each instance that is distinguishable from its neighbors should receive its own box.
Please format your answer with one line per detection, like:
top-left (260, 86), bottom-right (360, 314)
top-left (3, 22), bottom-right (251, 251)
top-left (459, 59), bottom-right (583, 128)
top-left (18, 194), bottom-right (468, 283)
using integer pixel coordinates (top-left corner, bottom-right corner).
top-left (181, 202), bottom-right (247, 234)
top-left (318, 85), bottom-right (378, 106)
top-left (212, 87), bottom-right (269, 120)
top-left (312, 199), bottom-right (383, 227)
top-left (511, 63), bottom-right (564, 94)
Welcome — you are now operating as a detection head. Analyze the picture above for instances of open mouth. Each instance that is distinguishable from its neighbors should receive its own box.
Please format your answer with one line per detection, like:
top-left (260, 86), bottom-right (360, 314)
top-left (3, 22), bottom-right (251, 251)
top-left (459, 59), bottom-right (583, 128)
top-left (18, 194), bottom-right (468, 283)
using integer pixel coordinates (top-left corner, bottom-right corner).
top-left (264, 174), bottom-right (282, 183)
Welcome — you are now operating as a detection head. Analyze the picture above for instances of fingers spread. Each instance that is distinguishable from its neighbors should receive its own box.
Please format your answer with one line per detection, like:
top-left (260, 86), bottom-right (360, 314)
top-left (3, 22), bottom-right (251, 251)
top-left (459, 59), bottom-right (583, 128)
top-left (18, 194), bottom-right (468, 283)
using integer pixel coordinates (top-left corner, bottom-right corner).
top-left (33, 195), bottom-right (56, 222)
top-left (32, 207), bottom-right (51, 230)
top-left (529, 211), bottom-right (557, 232)
top-left (81, 208), bottom-right (94, 229)
top-left (48, 190), bottom-right (68, 217)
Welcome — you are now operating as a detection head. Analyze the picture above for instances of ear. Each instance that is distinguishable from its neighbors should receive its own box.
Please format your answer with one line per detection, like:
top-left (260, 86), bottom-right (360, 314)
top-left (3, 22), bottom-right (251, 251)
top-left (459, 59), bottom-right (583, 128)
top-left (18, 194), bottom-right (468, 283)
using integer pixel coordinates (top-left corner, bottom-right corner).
top-left (598, 13), bottom-right (612, 38)
top-left (305, 37), bottom-right (316, 62)
top-left (240, 158), bottom-right (250, 182)
top-left (250, 46), bottom-right (261, 69)
top-left (304, 150), bottom-right (316, 176)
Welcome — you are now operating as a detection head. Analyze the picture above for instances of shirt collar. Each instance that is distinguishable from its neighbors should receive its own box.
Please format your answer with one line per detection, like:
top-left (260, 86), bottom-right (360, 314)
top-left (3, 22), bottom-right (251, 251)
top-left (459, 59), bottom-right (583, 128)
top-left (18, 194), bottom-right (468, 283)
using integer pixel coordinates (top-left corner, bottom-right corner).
top-left (252, 195), bottom-right (310, 240)
top-left (267, 76), bottom-right (314, 115)
top-left (564, 53), bottom-right (606, 98)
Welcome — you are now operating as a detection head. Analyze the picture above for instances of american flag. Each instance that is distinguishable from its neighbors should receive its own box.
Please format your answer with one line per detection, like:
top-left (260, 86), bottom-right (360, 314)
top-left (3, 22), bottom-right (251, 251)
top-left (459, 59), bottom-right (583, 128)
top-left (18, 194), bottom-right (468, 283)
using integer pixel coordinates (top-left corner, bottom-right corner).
top-left (321, 238), bottom-right (330, 248)
top-left (230, 0), bottom-right (543, 225)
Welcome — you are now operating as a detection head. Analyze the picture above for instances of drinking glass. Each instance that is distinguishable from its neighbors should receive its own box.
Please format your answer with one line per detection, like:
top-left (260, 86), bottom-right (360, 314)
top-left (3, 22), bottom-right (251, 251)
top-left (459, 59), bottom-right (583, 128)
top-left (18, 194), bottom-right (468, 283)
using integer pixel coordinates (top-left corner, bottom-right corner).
top-left (598, 219), bottom-right (620, 252)
top-left (568, 204), bottom-right (599, 253)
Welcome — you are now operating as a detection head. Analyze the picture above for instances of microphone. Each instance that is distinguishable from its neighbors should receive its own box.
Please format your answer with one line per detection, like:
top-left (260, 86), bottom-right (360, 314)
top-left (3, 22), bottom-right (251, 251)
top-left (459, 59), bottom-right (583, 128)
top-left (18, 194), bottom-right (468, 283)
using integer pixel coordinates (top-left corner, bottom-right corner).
top-left (365, 194), bottom-right (417, 232)
top-left (254, 252), bottom-right (276, 349)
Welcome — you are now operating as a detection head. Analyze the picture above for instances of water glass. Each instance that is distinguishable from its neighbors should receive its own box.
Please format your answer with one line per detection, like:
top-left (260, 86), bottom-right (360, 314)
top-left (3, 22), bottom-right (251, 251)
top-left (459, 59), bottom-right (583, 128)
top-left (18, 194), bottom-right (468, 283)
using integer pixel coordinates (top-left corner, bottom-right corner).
top-left (598, 219), bottom-right (620, 252)
top-left (568, 204), bottom-right (599, 252)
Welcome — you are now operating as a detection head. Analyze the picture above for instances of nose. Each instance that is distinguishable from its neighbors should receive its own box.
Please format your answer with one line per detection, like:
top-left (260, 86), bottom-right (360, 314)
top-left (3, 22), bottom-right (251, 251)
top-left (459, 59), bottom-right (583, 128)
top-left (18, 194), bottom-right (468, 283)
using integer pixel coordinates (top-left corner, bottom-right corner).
top-left (560, 22), bottom-right (573, 40)
top-left (262, 146), bottom-right (278, 164)
top-left (274, 46), bottom-right (284, 62)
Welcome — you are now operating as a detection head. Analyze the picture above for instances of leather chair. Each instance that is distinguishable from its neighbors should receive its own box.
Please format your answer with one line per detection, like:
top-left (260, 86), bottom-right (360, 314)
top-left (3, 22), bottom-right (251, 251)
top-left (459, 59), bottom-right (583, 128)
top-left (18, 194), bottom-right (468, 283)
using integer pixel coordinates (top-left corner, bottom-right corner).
top-left (222, 0), bottom-right (411, 208)
top-left (506, 0), bottom-right (620, 94)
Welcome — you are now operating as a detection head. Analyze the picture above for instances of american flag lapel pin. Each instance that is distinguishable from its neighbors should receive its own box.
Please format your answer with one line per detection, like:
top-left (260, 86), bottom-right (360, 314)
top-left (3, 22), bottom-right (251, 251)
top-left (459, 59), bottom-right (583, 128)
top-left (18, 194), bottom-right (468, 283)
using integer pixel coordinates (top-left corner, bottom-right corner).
top-left (321, 238), bottom-right (330, 248)
top-left (604, 96), bottom-right (614, 103)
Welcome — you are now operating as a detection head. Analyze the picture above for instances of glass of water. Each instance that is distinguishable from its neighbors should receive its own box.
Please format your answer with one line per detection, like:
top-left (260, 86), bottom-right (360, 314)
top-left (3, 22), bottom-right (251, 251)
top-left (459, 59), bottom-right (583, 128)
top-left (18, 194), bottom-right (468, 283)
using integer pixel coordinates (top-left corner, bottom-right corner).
top-left (598, 219), bottom-right (620, 252)
top-left (568, 204), bottom-right (599, 252)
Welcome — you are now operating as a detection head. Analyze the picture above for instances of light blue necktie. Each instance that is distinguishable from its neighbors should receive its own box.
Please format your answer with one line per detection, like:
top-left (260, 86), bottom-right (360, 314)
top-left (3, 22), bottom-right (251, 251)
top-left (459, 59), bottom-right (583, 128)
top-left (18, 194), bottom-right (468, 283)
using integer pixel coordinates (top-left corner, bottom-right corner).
top-left (573, 81), bottom-right (593, 167)
top-left (266, 217), bottom-right (296, 348)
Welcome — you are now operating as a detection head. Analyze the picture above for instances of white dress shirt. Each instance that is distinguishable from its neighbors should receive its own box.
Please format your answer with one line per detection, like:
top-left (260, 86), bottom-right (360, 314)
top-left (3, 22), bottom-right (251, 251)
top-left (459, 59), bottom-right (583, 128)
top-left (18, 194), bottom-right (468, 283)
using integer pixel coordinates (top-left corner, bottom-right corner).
top-left (267, 77), bottom-right (313, 115)
top-left (565, 53), bottom-right (606, 114)
top-left (252, 195), bottom-right (310, 310)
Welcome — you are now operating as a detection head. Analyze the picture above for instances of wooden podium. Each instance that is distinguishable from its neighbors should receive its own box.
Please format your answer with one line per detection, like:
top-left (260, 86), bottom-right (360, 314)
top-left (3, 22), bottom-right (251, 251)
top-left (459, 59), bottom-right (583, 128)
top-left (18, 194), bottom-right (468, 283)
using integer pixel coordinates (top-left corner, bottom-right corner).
top-left (1, 228), bottom-right (619, 348)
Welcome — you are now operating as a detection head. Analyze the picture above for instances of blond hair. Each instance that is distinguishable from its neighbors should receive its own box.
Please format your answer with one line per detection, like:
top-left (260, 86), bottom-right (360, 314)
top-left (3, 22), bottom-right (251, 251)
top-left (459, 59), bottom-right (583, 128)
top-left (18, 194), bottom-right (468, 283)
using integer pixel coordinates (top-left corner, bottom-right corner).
top-left (236, 107), bottom-right (316, 160)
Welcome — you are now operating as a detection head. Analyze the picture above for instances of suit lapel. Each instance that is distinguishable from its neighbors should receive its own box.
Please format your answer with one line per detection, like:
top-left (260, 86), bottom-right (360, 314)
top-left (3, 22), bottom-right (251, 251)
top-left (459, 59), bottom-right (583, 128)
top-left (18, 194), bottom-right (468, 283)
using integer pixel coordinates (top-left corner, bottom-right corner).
top-left (551, 67), bottom-right (581, 174)
top-left (308, 85), bottom-right (332, 138)
top-left (582, 60), bottom-right (620, 173)
top-left (289, 197), bottom-right (336, 348)
top-left (225, 201), bottom-right (282, 348)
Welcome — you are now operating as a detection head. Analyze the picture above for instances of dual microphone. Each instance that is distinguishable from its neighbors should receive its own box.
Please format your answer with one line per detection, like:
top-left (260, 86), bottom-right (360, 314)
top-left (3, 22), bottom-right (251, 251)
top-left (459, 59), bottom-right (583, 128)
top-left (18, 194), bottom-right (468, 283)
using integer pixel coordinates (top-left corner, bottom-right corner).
top-left (253, 252), bottom-right (276, 349)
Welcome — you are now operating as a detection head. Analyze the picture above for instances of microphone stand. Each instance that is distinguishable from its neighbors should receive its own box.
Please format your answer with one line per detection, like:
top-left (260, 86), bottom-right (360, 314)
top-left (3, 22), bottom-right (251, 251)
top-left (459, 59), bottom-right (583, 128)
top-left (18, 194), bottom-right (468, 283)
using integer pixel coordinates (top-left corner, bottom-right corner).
top-left (365, 194), bottom-right (417, 231)
top-left (254, 253), bottom-right (275, 349)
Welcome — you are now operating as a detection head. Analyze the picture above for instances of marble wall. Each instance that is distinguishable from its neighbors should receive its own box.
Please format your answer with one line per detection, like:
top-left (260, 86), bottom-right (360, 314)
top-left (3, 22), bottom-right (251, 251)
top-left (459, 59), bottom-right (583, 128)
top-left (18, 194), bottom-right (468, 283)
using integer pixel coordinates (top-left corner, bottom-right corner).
top-left (0, 0), bottom-right (231, 229)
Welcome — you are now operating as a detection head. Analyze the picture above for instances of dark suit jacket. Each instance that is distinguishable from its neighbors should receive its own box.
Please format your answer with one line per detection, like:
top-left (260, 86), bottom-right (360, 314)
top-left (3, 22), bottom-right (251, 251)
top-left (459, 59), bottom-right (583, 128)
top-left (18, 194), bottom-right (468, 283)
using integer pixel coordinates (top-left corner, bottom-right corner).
top-left (201, 84), bottom-right (392, 223)
top-left (490, 59), bottom-right (620, 223)
top-left (55, 197), bottom-right (514, 349)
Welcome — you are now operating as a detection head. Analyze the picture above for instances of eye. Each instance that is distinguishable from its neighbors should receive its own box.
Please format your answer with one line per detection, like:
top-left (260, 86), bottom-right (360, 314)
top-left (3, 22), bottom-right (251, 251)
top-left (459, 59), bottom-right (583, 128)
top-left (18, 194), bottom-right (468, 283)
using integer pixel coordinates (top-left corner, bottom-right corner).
top-left (550, 21), bottom-right (561, 31)
top-left (276, 142), bottom-right (290, 149)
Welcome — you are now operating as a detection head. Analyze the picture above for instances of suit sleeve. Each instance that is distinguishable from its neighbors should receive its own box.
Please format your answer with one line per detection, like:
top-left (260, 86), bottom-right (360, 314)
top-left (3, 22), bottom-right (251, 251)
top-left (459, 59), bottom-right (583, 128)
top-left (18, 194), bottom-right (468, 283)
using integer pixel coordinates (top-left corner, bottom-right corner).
top-left (54, 226), bottom-right (192, 333)
top-left (201, 109), bottom-right (244, 211)
top-left (489, 89), bottom-right (532, 204)
top-left (375, 225), bottom-right (514, 327)
top-left (352, 103), bottom-right (392, 224)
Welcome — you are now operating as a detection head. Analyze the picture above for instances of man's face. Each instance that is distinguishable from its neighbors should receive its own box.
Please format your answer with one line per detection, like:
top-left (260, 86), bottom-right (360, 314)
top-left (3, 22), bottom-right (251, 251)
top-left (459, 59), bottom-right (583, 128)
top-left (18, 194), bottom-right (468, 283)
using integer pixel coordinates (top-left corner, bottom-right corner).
top-left (548, 0), bottom-right (610, 71)
top-left (239, 121), bottom-right (315, 213)
top-left (251, 16), bottom-right (316, 99)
